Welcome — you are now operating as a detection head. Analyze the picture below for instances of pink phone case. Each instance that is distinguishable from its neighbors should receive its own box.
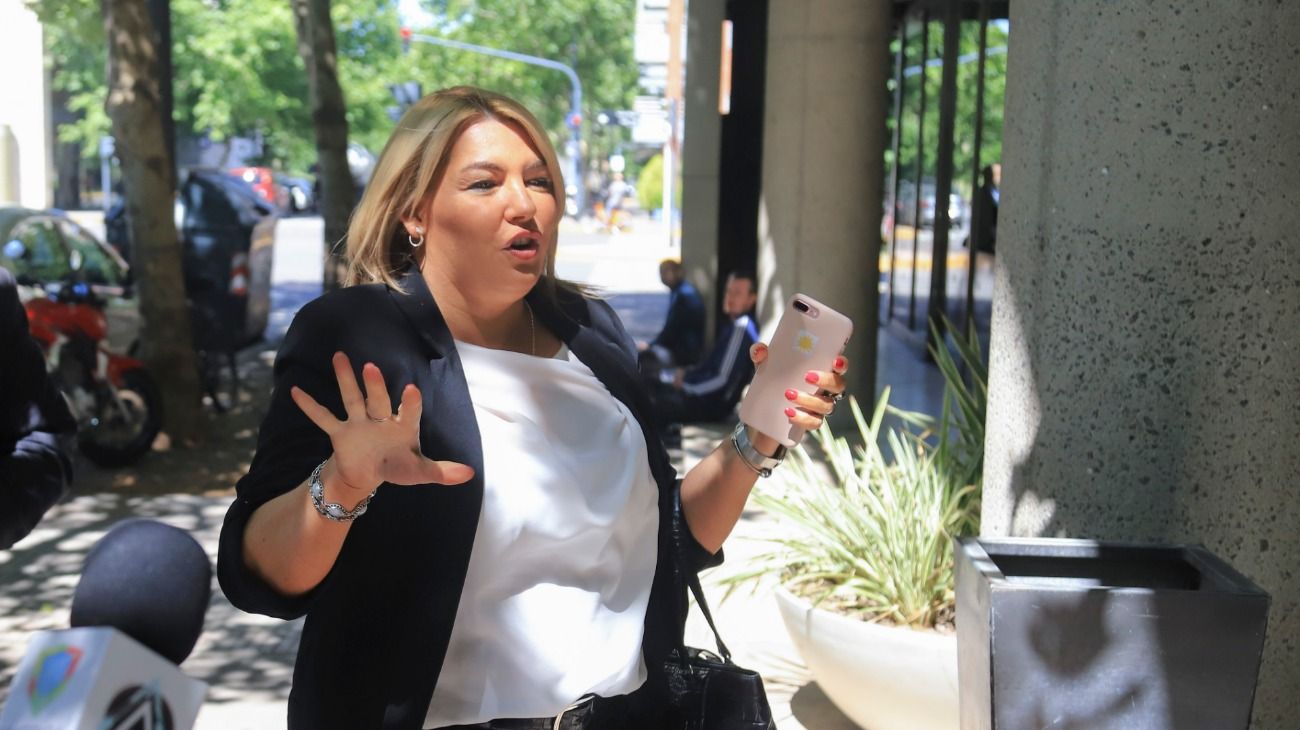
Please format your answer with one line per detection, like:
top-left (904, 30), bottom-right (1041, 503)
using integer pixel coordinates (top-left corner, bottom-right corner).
top-left (738, 293), bottom-right (853, 446)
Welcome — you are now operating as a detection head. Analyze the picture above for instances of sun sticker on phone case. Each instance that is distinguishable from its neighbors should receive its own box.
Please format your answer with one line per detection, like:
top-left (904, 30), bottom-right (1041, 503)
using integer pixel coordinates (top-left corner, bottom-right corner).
top-left (795, 329), bottom-right (819, 355)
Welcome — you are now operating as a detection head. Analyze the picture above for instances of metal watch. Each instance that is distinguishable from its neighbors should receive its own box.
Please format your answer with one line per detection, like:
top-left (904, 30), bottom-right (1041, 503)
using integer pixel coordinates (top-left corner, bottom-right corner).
top-left (309, 460), bottom-right (378, 522)
top-left (730, 422), bottom-right (787, 478)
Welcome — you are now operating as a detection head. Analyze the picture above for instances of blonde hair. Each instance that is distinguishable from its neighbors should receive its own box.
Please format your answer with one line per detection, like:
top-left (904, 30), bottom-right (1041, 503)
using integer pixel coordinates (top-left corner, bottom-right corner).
top-left (344, 86), bottom-right (571, 295)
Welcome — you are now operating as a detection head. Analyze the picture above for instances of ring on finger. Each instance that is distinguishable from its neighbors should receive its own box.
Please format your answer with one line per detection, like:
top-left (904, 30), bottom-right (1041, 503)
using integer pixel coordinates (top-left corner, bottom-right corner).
top-left (366, 413), bottom-right (391, 423)
top-left (820, 389), bottom-right (844, 403)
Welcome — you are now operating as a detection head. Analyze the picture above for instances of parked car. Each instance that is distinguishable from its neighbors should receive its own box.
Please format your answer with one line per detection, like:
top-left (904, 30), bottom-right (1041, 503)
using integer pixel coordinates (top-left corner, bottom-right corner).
top-left (230, 166), bottom-right (290, 212)
top-left (178, 169), bottom-right (277, 350)
top-left (895, 180), bottom-right (966, 229)
top-left (105, 169), bottom-right (276, 350)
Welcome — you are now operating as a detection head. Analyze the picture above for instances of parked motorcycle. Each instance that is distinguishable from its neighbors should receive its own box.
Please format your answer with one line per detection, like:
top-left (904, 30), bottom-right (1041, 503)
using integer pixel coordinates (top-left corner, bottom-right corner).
top-left (24, 281), bottom-right (162, 467)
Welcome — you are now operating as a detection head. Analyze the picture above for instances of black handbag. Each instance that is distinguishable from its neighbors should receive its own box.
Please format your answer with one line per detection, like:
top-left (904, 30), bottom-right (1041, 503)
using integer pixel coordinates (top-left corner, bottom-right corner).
top-left (663, 560), bottom-right (776, 729)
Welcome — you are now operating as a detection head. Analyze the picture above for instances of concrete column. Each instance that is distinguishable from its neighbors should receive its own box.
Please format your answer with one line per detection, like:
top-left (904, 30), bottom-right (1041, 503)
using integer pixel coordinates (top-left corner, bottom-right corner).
top-left (757, 0), bottom-right (891, 404)
top-left (986, 1), bottom-right (1300, 725)
top-left (679, 0), bottom-right (726, 320)
top-left (0, 125), bottom-right (19, 203)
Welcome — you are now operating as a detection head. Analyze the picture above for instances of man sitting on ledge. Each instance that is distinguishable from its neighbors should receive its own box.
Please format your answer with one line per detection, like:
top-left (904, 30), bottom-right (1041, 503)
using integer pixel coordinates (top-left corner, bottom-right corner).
top-left (637, 258), bottom-right (706, 371)
top-left (647, 270), bottom-right (760, 428)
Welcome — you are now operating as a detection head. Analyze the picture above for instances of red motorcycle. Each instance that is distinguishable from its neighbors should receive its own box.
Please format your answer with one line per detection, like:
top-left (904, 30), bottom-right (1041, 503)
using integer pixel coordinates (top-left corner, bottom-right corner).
top-left (25, 281), bottom-right (162, 467)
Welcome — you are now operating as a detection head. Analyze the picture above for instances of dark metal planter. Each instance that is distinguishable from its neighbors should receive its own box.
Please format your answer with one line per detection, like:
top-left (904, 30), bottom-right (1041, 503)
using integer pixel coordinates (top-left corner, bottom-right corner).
top-left (954, 537), bottom-right (1270, 730)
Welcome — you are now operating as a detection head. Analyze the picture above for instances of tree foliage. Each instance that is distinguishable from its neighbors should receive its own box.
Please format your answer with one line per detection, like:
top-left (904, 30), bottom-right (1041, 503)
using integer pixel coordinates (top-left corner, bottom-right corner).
top-left (887, 19), bottom-right (1009, 198)
top-left (30, 0), bottom-right (637, 176)
top-left (172, 0), bottom-right (312, 167)
top-left (406, 0), bottom-right (636, 158)
top-left (635, 152), bottom-right (681, 212)
top-left (28, 0), bottom-right (108, 150)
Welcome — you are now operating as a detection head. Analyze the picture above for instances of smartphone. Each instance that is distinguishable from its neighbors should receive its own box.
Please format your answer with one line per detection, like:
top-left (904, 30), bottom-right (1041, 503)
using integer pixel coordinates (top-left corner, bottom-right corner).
top-left (738, 293), bottom-right (853, 447)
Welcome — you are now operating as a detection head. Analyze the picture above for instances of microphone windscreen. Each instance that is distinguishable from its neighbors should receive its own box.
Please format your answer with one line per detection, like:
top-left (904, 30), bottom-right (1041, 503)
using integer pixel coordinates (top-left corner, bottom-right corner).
top-left (70, 519), bottom-right (212, 665)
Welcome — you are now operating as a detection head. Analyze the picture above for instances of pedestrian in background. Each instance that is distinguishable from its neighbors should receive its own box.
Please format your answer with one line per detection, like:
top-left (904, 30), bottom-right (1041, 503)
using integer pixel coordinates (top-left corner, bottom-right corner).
top-left (968, 162), bottom-right (1000, 255)
top-left (637, 258), bottom-right (705, 377)
top-left (601, 171), bottom-right (633, 233)
top-left (217, 86), bottom-right (848, 729)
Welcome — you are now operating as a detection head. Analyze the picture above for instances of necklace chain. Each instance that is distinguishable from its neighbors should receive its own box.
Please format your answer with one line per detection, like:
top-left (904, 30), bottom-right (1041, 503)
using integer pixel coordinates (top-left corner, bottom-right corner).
top-left (524, 300), bottom-right (535, 357)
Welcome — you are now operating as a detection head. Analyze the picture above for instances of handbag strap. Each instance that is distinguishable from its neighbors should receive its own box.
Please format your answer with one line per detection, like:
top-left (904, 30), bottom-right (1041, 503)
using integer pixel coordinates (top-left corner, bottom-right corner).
top-left (685, 562), bottom-right (733, 663)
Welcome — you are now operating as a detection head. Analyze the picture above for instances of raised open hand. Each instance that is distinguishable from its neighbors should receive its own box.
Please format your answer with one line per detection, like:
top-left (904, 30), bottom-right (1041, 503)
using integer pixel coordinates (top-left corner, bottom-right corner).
top-left (290, 352), bottom-right (474, 491)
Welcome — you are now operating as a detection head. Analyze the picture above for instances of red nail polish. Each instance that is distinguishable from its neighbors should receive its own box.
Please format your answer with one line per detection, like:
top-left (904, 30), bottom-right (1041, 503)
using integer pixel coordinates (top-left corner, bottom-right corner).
top-left (785, 389), bottom-right (798, 401)
top-left (804, 371), bottom-right (819, 384)
top-left (784, 407), bottom-right (797, 418)
top-left (834, 356), bottom-right (846, 370)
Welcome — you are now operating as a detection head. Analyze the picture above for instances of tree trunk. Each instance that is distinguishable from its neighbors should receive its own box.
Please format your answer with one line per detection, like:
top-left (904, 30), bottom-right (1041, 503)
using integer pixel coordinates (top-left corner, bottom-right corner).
top-left (51, 88), bottom-right (82, 210)
top-left (145, 0), bottom-right (176, 190)
top-left (52, 141), bottom-right (82, 210)
top-left (291, 0), bottom-right (354, 290)
top-left (103, 0), bottom-right (204, 444)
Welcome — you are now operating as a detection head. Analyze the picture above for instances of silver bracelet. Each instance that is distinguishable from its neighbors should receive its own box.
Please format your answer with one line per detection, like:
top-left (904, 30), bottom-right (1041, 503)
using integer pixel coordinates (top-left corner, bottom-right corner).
top-left (308, 460), bottom-right (377, 522)
top-left (730, 422), bottom-right (787, 478)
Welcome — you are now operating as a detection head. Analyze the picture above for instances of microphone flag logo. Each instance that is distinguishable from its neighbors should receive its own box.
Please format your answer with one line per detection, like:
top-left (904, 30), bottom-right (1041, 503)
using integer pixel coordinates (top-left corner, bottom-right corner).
top-left (26, 644), bottom-right (84, 713)
top-left (101, 683), bottom-right (176, 729)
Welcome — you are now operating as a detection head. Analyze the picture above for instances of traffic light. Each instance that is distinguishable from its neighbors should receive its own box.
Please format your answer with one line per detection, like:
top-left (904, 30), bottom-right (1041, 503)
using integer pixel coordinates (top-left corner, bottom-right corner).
top-left (400, 27), bottom-right (412, 54)
top-left (567, 112), bottom-right (583, 129)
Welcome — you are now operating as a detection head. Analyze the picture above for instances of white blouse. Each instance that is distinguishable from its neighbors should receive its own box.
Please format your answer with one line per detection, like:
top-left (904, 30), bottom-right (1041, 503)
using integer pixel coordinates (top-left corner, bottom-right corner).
top-left (423, 340), bottom-right (660, 727)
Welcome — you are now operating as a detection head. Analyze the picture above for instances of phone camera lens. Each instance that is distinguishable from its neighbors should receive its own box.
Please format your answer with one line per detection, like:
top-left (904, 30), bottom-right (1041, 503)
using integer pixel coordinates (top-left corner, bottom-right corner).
top-left (793, 300), bottom-right (809, 313)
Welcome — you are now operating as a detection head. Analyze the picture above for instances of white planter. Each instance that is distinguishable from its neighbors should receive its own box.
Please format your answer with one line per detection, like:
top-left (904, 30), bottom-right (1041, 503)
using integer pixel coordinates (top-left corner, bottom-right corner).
top-left (774, 586), bottom-right (959, 730)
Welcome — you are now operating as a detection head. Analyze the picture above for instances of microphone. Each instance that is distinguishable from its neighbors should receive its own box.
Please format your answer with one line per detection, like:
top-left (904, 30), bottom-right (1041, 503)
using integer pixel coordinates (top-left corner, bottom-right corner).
top-left (0, 519), bottom-right (213, 729)
top-left (70, 519), bottom-right (212, 665)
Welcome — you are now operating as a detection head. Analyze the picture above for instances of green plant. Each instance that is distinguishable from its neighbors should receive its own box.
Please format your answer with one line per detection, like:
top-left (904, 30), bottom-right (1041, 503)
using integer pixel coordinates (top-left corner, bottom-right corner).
top-left (637, 153), bottom-right (663, 211)
top-left (635, 153), bottom-right (682, 211)
top-left (894, 319), bottom-right (988, 500)
top-left (725, 320), bottom-right (986, 631)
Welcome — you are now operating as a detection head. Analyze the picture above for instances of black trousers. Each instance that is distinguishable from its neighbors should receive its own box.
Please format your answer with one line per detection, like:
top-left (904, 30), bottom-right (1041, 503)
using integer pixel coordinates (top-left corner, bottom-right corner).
top-left (433, 693), bottom-right (633, 730)
top-left (647, 384), bottom-right (734, 427)
top-left (639, 351), bottom-right (733, 427)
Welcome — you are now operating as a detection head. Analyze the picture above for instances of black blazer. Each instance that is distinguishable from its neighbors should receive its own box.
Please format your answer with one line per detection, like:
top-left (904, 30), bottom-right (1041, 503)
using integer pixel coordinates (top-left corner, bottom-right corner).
top-left (217, 268), bottom-right (720, 729)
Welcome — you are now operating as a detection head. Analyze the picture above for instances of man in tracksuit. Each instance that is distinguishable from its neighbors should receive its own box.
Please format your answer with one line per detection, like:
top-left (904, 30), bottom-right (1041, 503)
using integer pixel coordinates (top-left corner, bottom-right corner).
top-left (648, 270), bottom-right (760, 426)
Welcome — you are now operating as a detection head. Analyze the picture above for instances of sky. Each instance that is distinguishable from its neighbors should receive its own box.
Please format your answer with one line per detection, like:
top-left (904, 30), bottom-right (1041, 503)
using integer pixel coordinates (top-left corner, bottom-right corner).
top-left (397, 0), bottom-right (434, 30)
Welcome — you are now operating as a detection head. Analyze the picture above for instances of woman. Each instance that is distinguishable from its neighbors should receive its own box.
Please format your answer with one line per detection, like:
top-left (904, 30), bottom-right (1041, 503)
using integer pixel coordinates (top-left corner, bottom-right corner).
top-left (217, 86), bottom-right (847, 730)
